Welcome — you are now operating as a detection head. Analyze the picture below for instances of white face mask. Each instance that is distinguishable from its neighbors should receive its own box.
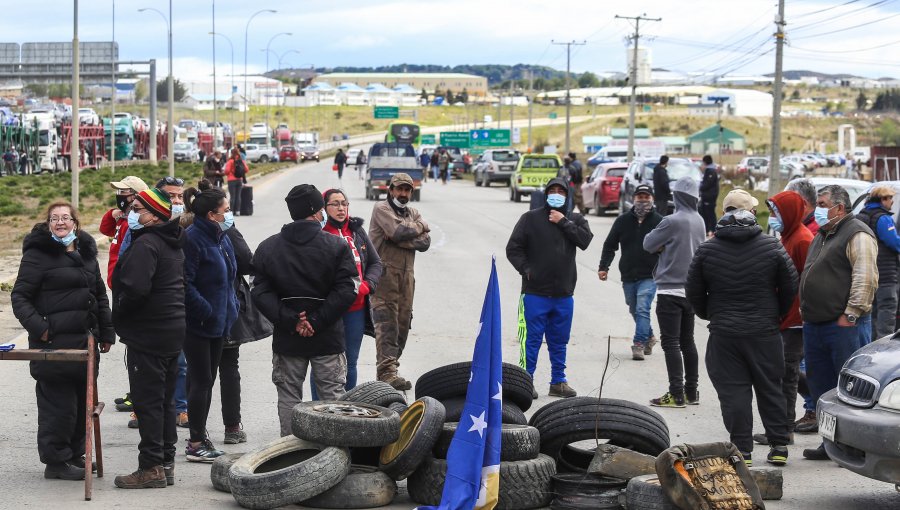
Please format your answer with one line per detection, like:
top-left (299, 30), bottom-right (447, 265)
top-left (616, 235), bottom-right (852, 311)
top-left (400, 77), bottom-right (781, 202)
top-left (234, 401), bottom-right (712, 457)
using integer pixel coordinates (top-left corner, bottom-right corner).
top-left (391, 197), bottom-right (407, 209)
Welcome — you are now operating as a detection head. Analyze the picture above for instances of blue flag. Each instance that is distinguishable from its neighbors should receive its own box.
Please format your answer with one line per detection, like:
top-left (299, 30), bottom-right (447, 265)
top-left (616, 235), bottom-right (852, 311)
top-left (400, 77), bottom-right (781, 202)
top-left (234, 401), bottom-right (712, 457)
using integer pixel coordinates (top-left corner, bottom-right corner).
top-left (419, 259), bottom-right (502, 510)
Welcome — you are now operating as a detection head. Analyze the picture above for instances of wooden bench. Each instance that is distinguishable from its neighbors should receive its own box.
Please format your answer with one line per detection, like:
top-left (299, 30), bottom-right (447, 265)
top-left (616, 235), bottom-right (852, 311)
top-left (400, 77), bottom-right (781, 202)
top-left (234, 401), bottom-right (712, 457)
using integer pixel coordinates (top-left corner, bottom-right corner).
top-left (0, 336), bottom-right (103, 501)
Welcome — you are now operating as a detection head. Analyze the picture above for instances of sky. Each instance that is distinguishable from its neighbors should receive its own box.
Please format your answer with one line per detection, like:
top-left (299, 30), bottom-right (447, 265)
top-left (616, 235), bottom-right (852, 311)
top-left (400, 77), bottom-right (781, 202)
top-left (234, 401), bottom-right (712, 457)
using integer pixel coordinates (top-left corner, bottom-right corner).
top-left (4, 0), bottom-right (900, 82)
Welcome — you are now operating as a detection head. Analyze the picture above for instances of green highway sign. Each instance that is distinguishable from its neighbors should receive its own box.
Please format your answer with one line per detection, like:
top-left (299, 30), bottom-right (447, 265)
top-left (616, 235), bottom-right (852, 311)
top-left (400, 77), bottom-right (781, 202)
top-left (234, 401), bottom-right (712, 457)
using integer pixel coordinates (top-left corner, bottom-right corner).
top-left (421, 134), bottom-right (436, 144)
top-left (374, 106), bottom-right (399, 119)
top-left (549, 112), bottom-right (558, 119)
top-left (469, 129), bottom-right (511, 148)
top-left (440, 132), bottom-right (470, 148)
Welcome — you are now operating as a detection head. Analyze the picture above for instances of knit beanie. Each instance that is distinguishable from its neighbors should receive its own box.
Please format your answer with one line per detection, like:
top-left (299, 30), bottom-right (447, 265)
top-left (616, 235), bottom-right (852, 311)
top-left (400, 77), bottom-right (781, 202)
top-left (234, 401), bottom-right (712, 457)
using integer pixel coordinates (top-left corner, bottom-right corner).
top-left (135, 187), bottom-right (172, 221)
top-left (285, 184), bottom-right (325, 220)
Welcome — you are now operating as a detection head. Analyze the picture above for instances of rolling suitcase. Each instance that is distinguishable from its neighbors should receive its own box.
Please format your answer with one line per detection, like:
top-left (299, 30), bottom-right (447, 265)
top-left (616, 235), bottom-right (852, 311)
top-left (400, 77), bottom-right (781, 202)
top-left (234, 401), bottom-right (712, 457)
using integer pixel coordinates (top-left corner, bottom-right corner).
top-left (240, 185), bottom-right (254, 216)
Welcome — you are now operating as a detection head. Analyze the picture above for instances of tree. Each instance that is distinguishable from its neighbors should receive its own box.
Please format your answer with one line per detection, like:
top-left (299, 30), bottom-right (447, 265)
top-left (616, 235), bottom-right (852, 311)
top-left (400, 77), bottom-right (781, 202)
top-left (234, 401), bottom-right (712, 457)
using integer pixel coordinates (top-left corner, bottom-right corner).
top-left (156, 77), bottom-right (186, 102)
top-left (790, 89), bottom-right (800, 100)
top-left (134, 80), bottom-right (148, 103)
top-left (420, 88), bottom-right (428, 100)
top-left (877, 118), bottom-right (900, 146)
top-left (445, 88), bottom-right (454, 103)
top-left (577, 72), bottom-right (600, 88)
top-left (459, 88), bottom-right (469, 104)
top-left (856, 90), bottom-right (868, 111)
top-left (24, 83), bottom-right (48, 97)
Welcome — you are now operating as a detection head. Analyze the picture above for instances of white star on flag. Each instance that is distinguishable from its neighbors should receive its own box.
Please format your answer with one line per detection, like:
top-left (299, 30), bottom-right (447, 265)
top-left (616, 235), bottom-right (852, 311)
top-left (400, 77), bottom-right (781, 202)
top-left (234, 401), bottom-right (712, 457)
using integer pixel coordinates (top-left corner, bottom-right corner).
top-left (469, 411), bottom-right (488, 437)
top-left (493, 382), bottom-right (502, 401)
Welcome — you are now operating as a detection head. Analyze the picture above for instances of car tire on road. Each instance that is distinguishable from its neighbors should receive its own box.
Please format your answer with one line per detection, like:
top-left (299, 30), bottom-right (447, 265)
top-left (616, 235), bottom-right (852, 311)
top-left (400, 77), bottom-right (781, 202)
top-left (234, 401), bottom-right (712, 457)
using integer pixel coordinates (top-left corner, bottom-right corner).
top-left (228, 436), bottom-right (350, 510)
top-left (433, 423), bottom-right (540, 461)
top-left (299, 465), bottom-right (397, 509)
top-left (259, 155), bottom-right (269, 163)
top-left (339, 381), bottom-right (407, 409)
top-left (475, 172), bottom-right (483, 187)
top-left (551, 472), bottom-right (627, 509)
top-left (415, 361), bottom-right (535, 412)
top-left (441, 396), bottom-right (528, 425)
top-left (594, 194), bottom-right (604, 217)
top-left (379, 397), bottom-right (446, 481)
top-left (291, 401), bottom-right (401, 447)
top-left (211, 452), bottom-right (244, 493)
top-left (412, 189), bottom-right (421, 202)
top-left (625, 474), bottom-right (680, 510)
top-left (408, 454), bottom-right (556, 510)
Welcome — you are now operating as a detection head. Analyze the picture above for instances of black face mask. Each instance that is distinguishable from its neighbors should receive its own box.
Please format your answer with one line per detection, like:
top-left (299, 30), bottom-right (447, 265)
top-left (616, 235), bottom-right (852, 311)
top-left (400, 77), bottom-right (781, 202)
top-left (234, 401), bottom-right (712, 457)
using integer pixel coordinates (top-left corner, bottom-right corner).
top-left (117, 196), bottom-right (130, 212)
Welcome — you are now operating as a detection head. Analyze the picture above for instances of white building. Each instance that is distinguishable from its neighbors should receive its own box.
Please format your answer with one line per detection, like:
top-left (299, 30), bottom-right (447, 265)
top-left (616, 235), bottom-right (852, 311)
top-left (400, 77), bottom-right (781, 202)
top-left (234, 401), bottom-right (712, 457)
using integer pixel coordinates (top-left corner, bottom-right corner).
top-left (304, 82), bottom-right (339, 106)
top-left (182, 76), bottom-right (284, 106)
top-left (336, 82), bottom-right (367, 106)
top-left (687, 88), bottom-right (773, 117)
top-left (182, 93), bottom-right (245, 112)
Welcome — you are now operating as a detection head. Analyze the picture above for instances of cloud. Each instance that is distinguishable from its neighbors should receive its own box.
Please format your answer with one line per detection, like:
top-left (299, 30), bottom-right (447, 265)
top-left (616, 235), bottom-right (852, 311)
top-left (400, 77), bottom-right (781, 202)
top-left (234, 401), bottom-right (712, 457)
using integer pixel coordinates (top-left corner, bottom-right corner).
top-left (330, 35), bottom-right (390, 51)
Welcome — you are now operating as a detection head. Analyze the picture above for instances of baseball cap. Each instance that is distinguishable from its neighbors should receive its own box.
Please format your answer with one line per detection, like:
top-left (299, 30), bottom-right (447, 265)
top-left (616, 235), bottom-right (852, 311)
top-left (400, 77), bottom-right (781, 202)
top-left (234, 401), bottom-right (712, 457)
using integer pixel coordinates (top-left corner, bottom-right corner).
top-left (389, 173), bottom-right (414, 188)
top-left (723, 189), bottom-right (759, 211)
top-left (110, 175), bottom-right (149, 193)
top-left (633, 184), bottom-right (654, 197)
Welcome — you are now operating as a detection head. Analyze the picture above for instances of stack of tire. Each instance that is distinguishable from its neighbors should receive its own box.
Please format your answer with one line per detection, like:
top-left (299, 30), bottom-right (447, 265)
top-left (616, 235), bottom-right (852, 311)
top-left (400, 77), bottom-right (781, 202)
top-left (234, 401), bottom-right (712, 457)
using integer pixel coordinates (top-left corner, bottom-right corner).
top-left (211, 381), bottom-right (445, 510)
top-left (407, 362), bottom-right (556, 510)
top-left (528, 397), bottom-right (671, 510)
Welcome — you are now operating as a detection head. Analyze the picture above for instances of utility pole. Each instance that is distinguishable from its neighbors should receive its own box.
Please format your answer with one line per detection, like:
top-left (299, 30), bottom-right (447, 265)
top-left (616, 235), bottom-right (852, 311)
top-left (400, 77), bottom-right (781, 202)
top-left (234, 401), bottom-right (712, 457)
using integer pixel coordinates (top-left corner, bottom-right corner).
top-left (527, 69), bottom-right (533, 151)
top-left (509, 79), bottom-right (514, 131)
top-left (615, 14), bottom-right (660, 163)
top-left (769, 0), bottom-right (786, 197)
top-left (110, 0), bottom-right (116, 173)
top-left (72, 0), bottom-right (80, 208)
top-left (552, 39), bottom-right (585, 154)
top-left (149, 59), bottom-right (157, 162)
top-left (212, 0), bottom-right (217, 152)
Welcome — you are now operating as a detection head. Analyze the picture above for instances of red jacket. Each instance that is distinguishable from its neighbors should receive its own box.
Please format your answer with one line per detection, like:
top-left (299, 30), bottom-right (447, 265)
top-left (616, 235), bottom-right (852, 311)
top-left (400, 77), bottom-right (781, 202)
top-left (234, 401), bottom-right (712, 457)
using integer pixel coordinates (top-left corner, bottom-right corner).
top-left (99, 208), bottom-right (129, 289)
top-left (771, 191), bottom-right (814, 330)
top-left (323, 221), bottom-right (368, 312)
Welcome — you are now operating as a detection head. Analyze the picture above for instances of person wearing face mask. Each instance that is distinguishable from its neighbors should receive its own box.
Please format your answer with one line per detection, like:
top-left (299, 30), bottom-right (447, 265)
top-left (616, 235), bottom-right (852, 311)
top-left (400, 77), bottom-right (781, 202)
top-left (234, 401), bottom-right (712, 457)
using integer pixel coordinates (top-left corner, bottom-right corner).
top-left (179, 186), bottom-right (238, 462)
top-left (799, 184), bottom-right (878, 462)
top-left (507, 178), bottom-right (594, 398)
top-left (598, 184), bottom-right (663, 361)
top-left (856, 185), bottom-right (900, 339)
top-left (11, 202), bottom-right (115, 481)
top-left (251, 184), bottom-right (359, 436)
top-left (119, 177), bottom-right (186, 257)
top-left (99, 175), bottom-right (148, 289)
top-left (369, 173), bottom-right (431, 390)
top-left (111, 188), bottom-right (186, 488)
top-left (750, 190), bottom-right (813, 449)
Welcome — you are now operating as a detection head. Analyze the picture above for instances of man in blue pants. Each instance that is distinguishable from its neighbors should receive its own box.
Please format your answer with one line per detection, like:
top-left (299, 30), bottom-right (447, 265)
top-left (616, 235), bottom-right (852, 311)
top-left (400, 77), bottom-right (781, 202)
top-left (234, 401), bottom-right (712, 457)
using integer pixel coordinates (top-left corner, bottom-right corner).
top-left (507, 178), bottom-right (593, 398)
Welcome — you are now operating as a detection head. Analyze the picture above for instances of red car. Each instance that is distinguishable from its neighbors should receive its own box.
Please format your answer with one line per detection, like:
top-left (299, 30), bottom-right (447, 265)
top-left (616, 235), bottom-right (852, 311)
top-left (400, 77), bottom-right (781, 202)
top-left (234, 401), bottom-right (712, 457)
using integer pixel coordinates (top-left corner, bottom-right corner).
top-left (581, 163), bottom-right (627, 215)
top-left (278, 145), bottom-right (298, 162)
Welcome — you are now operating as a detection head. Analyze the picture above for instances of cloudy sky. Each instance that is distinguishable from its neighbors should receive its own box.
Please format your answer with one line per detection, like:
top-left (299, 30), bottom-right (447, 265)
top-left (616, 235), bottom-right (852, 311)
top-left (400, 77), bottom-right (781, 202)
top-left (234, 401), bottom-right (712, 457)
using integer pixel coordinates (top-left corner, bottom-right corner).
top-left (5, 0), bottom-right (900, 81)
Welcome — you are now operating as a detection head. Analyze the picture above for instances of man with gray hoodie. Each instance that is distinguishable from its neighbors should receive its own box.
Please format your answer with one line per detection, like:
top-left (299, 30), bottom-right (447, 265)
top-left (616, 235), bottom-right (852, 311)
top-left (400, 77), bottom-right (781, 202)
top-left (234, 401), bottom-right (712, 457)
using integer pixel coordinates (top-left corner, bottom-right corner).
top-left (642, 177), bottom-right (707, 408)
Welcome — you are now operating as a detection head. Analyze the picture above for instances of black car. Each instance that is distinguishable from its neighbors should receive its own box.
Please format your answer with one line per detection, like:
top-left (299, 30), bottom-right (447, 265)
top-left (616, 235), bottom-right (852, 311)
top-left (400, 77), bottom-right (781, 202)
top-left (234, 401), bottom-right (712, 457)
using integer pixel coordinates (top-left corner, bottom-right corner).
top-left (619, 157), bottom-right (702, 214)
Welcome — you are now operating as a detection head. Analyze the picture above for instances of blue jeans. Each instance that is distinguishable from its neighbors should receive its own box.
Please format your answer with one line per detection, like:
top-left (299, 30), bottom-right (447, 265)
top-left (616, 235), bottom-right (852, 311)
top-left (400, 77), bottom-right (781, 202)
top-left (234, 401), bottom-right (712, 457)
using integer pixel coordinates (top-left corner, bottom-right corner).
top-left (519, 294), bottom-right (574, 385)
top-left (857, 314), bottom-right (873, 346)
top-left (173, 351), bottom-right (187, 413)
top-left (622, 279), bottom-right (656, 345)
top-left (803, 320), bottom-right (862, 405)
top-left (310, 309), bottom-right (365, 401)
top-left (432, 165), bottom-right (439, 180)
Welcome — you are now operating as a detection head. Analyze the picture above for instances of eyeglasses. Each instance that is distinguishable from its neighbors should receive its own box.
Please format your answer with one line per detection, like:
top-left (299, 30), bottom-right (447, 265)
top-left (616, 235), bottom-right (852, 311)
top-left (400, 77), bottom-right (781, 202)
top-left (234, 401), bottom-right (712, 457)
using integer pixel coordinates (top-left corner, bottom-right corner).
top-left (327, 201), bottom-right (350, 208)
top-left (48, 216), bottom-right (74, 223)
top-left (132, 207), bottom-right (150, 216)
top-left (158, 176), bottom-right (184, 186)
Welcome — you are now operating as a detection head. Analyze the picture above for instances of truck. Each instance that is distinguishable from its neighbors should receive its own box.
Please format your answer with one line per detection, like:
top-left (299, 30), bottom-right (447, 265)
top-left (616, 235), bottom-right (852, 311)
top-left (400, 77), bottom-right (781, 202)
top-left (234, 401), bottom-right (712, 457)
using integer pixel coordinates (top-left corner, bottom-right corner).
top-left (293, 132), bottom-right (319, 147)
top-left (275, 126), bottom-right (292, 147)
top-left (248, 123), bottom-right (270, 146)
top-left (365, 142), bottom-right (423, 201)
top-left (103, 116), bottom-right (135, 161)
top-left (244, 143), bottom-right (278, 163)
top-left (22, 109), bottom-right (62, 172)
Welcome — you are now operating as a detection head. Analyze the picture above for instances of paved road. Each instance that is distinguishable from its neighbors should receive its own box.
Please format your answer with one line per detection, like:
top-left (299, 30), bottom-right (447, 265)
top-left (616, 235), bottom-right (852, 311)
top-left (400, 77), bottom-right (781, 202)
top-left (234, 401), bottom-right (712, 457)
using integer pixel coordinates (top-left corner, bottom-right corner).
top-left (0, 157), bottom-right (896, 508)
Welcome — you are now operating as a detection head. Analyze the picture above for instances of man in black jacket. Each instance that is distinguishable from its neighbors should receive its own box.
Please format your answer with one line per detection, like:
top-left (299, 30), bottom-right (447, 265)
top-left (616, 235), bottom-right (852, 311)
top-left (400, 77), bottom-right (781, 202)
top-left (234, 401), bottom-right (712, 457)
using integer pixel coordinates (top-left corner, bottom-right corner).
top-left (112, 188), bottom-right (185, 489)
top-left (598, 184), bottom-right (662, 361)
top-left (652, 155), bottom-right (671, 215)
top-left (507, 178), bottom-right (593, 398)
top-left (686, 202), bottom-right (798, 467)
top-left (699, 155), bottom-right (720, 235)
top-left (251, 184), bottom-right (359, 436)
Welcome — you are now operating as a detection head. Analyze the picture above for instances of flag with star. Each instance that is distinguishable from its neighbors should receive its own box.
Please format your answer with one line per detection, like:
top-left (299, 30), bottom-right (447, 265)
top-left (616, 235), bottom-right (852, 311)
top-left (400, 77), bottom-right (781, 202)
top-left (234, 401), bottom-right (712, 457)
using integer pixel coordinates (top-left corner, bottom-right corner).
top-left (418, 259), bottom-right (502, 510)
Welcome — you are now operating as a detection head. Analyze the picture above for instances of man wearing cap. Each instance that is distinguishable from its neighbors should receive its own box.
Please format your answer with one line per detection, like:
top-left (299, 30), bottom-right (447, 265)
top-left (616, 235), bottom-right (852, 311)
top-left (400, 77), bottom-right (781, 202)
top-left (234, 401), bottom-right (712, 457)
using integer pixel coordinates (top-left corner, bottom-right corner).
top-left (368, 173), bottom-right (430, 390)
top-left (507, 178), bottom-right (593, 398)
top-left (111, 188), bottom-right (186, 488)
top-left (598, 184), bottom-right (663, 361)
top-left (856, 184), bottom-right (900, 338)
top-left (99, 175), bottom-right (148, 288)
top-left (685, 188), bottom-right (797, 466)
top-left (251, 184), bottom-right (358, 435)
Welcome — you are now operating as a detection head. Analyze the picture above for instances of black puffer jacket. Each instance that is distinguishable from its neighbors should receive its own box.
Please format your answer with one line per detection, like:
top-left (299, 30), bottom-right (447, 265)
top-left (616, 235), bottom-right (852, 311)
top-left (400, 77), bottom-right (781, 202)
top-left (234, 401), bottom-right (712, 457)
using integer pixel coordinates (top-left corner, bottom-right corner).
top-left (11, 224), bottom-right (115, 381)
top-left (685, 211), bottom-right (798, 338)
top-left (251, 219), bottom-right (359, 358)
top-left (112, 219), bottom-right (186, 357)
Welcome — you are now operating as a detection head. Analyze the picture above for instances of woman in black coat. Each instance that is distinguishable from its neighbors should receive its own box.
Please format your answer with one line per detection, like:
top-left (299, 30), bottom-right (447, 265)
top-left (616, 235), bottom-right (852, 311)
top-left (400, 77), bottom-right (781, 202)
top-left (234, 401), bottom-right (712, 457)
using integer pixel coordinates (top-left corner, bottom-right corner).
top-left (11, 202), bottom-right (115, 481)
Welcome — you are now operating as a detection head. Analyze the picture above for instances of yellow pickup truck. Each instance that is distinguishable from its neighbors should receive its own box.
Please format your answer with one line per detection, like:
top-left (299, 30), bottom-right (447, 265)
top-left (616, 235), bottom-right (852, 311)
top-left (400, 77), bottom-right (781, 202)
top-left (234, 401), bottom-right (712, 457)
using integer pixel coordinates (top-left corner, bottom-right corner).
top-left (509, 153), bottom-right (564, 202)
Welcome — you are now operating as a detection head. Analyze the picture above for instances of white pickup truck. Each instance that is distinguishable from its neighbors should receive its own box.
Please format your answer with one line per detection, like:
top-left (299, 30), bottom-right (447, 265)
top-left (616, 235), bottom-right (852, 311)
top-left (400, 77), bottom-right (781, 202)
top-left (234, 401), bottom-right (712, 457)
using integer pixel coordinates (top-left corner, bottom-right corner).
top-left (244, 143), bottom-right (279, 163)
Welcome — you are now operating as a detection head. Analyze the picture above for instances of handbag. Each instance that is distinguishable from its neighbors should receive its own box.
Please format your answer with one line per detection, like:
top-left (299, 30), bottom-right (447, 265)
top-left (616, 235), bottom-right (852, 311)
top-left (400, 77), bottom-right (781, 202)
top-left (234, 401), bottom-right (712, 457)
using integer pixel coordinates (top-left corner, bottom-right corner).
top-left (226, 276), bottom-right (273, 347)
top-left (332, 164), bottom-right (339, 171)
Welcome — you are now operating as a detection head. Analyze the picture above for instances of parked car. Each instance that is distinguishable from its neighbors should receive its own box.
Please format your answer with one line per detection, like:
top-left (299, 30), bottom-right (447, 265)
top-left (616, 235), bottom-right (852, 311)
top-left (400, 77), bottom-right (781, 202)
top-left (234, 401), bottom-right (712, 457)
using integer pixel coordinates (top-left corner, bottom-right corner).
top-left (737, 156), bottom-right (769, 178)
top-left (299, 145), bottom-right (320, 162)
top-left (473, 149), bottom-right (520, 187)
top-left (817, 333), bottom-right (900, 485)
top-left (279, 145), bottom-right (299, 163)
top-left (786, 177), bottom-right (870, 209)
top-left (509, 153), bottom-right (563, 202)
top-left (77, 108), bottom-right (100, 125)
top-left (173, 141), bottom-right (199, 163)
top-left (244, 143), bottom-right (278, 163)
top-left (581, 163), bottom-right (627, 216)
top-left (620, 157), bottom-right (701, 214)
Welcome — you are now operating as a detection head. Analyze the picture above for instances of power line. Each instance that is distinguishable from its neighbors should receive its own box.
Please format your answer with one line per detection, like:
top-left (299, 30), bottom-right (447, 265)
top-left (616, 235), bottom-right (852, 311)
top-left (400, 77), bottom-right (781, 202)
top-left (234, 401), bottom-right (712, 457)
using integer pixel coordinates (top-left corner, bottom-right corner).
top-left (791, 0), bottom-right (893, 32)
top-left (791, 0), bottom-right (862, 19)
top-left (551, 39), bottom-right (585, 154)
top-left (789, 38), bottom-right (900, 53)
top-left (792, 10), bottom-right (900, 39)
top-left (615, 13), bottom-right (660, 163)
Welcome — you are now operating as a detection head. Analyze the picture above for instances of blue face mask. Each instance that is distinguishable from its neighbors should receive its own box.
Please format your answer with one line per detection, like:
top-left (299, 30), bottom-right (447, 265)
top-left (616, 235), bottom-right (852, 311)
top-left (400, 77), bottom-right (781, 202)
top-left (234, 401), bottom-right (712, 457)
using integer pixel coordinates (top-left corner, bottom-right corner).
top-left (318, 209), bottom-right (327, 229)
top-left (218, 211), bottom-right (234, 231)
top-left (768, 216), bottom-right (783, 233)
top-left (51, 230), bottom-right (77, 247)
top-left (546, 193), bottom-right (566, 209)
top-left (127, 210), bottom-right (144, 230)
top-left (171, 204), bottom-right (185, 217)
top-left (814, 205), bottom-right (836, 227)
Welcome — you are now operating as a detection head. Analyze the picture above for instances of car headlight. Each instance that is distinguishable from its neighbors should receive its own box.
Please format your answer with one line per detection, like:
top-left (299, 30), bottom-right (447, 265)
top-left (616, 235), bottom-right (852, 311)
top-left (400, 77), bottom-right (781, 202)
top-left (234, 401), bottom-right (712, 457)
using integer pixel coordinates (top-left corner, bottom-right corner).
top-left (879, 379), bottom-right (900, 410)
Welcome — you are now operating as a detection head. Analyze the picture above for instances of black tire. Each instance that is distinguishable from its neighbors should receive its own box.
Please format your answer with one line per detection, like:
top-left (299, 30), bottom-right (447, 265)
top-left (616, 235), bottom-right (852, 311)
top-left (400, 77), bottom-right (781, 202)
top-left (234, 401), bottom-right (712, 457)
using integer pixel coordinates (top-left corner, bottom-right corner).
top-left (514, 188), bottom-right (522, 202)
top-left (408, 454), bottom-right (556, 510)
top-left (433, 423), bottom-right (540, 462)
top-left (594, 194), bottom-right (604, 217)
top-left (259, 155), bottom-right (269, 163)
top-left (300, 465), bottom-right (397, 509)
top-left (441, 396), bottom-right (528, 425)
top-left (228, 436), bottom-right (350, 510)
top-left (619, 193), bottom-right (627, 214)
top-left (625, 474), bottom-right (680, 510)
top-left (388, 401), bottom-right (408, 414)
top-left (412, 189), bottom-right (421, 202)
top-left (483, 174), bottom-right (491, 187)
top-left (529, 398), bottom-right (669, 467)
top-left (415, 361), bottom-right (535, 412)
top-left (509, 186), bottom-right (515, 201)
top-left (551, 472), bottom-right (627, 509)
top-left (291, 401), bottom-right (400, 447)
top-left (339, 381), bottom-right (407, 409)
top-left (475, 172), bottom-right (483, 186)
top-left (379, 397), bottom-right (445, 481)
top-left (211, 453), bottom-right (244, 493)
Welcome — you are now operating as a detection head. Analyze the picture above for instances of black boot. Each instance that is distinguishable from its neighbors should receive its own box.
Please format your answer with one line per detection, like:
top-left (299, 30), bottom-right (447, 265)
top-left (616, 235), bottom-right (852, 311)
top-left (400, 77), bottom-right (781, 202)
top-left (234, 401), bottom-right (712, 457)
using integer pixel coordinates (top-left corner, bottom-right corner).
top-left (44, 461), bottom-right (86, 481)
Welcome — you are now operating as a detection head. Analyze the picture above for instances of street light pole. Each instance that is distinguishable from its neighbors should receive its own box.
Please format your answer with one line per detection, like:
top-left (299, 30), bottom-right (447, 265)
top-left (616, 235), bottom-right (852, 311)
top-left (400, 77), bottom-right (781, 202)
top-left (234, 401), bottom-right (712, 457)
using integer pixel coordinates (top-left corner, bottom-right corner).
top-left (210, 32), bottom-right (234, 142)
top-left (264, 32), bottom-right (291, 141)
top-left (72, 0), bottom-right (80, 208)
top-left (111, 0), bottom-right (116, 173)
top-left (212, 0), bottom-right (217, 151)
top-left (140, 4), bottom-right (174, 176)
top-left (244, 9), bottom-right (277, 139)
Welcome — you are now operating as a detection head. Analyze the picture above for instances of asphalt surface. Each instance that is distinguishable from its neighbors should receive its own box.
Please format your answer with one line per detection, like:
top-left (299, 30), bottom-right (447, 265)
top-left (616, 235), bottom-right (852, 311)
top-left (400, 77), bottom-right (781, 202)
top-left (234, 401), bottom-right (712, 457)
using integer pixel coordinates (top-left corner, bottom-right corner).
top-left (0, 156), bottom-right (897, 509)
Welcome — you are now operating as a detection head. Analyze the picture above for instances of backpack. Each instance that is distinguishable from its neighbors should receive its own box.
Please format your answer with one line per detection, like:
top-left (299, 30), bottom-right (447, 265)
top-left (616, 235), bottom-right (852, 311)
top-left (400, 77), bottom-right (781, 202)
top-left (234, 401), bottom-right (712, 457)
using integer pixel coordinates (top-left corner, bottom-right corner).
top-left (232, 158), bottom-right (246, 178)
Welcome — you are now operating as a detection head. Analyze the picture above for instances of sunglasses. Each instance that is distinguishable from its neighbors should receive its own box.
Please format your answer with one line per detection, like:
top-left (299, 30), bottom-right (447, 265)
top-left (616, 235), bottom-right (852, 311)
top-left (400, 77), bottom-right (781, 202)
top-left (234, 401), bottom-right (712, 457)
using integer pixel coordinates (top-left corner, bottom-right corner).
top-left (158, 176), bottom-right (184, 186)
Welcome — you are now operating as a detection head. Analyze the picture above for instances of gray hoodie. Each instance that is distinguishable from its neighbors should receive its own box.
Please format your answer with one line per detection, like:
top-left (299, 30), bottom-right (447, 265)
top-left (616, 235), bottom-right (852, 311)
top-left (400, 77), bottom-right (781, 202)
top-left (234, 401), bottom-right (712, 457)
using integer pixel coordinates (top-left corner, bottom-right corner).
top-left (642, 177), bottom-right (707, 290)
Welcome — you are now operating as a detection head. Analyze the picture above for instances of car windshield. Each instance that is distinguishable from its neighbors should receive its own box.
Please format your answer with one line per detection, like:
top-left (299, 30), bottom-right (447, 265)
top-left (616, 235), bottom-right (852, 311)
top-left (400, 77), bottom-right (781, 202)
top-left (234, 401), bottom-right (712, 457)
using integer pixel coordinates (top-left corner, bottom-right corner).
top-left (607, 168), bottom-right (626, 177)
top-left (493, 151), bottom-right (519, 162)
top-left (522, 158), bottom-right (559, 169)
top-left (666, 159), bottom-right (699, 179)
top-left (301, 146), bottom-right (317, 152)
top-left (174, 143), bottom-right (191, 150)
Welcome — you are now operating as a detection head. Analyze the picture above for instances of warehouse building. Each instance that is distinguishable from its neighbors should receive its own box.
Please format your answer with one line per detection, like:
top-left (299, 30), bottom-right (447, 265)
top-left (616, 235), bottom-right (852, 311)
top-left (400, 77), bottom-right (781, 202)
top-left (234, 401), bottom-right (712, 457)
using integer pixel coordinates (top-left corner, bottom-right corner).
top-left (312, 72), bottom-right (487, 98)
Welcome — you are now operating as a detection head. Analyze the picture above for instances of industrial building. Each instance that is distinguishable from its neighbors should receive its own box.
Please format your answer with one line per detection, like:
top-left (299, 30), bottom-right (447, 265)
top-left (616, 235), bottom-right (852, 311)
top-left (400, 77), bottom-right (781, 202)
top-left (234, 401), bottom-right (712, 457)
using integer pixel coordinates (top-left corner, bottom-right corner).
top-left (688, 88), bottom-right (774, 117)
top-left (311, 72), bottom-right (487, 97)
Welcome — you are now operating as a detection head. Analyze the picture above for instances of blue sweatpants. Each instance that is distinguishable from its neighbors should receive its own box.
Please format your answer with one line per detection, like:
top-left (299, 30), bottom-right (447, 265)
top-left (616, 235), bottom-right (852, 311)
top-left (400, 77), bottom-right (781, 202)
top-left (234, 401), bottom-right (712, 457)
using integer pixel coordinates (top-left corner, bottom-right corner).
top-left (518, 294), bottom-right (574, 385)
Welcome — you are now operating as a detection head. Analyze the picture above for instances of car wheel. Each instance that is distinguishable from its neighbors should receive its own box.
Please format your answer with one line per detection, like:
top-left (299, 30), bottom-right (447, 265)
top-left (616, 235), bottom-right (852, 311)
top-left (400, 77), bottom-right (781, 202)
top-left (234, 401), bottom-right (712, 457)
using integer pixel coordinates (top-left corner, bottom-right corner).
top-left (594, 194), bottom-right (604, 217)
top-left (412, 189), bottom-right (421, 202)
top-left (619, 193), bottom-right (627, 214)
top-left (299, 465), bottom-right (397, 509)
top-left (416, 362), bottom-right (535, 412)
top-left (259, 155), bottom-right (269, 163)
top-left (483, 174), bottom-right (491, 187)
top-left (339, 381), bottom-right (407, 408)
top-left (475, 171), bottom-right (483, 187)
top-left (210, 453), bottom-right (243, 493)
top-left (291, 402), bottom-right (400, 447)
top-left (509, 186), bottom-right (515, 202)
top-left (378, 397), bottom-right (446, 481)
top-left (513, 188), bottom-right (522, 202)
top-left (433, 423), bottom-right (540, 462)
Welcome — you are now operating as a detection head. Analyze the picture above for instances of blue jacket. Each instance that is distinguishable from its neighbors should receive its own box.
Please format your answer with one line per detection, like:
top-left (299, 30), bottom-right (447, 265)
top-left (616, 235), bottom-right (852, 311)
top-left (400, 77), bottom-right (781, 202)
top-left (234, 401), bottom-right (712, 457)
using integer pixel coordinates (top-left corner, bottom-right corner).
top-left (863, 202), bottom-right (900, 253)
top-left (184, 216), bottom-right (239, 338)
